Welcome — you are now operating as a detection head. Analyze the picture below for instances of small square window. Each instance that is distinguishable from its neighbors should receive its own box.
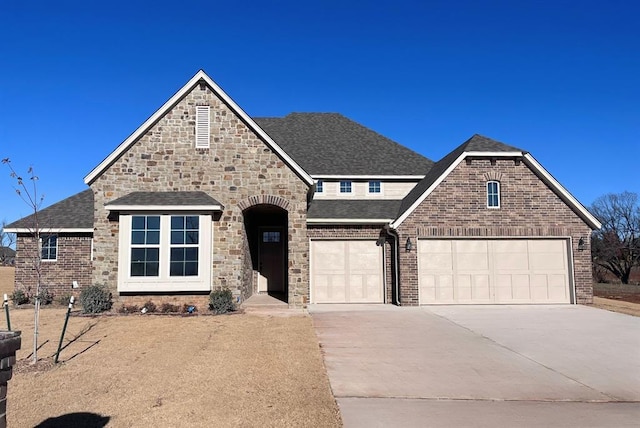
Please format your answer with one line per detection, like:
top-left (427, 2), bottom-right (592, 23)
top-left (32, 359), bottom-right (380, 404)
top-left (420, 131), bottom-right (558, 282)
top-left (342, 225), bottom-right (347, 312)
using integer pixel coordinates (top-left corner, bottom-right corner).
top-left (316, 180), bottom-right (324, 193)
top-left (368, 181), bottom-right (381, 193)
top-left (339, 180), bottom-right (352, 193)
top-left (263, 231), bottom-right (280, 243)
top-left (487, 181), bottom-right (500, 208)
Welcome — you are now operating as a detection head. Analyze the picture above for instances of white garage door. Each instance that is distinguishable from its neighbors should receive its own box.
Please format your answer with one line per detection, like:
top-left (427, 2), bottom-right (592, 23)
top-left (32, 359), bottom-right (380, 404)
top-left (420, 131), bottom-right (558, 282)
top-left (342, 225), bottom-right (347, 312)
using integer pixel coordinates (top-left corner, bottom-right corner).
top-left (419, 239), bottom-right (571, 304)
top-left (311, 240), bottom-right (384, 303)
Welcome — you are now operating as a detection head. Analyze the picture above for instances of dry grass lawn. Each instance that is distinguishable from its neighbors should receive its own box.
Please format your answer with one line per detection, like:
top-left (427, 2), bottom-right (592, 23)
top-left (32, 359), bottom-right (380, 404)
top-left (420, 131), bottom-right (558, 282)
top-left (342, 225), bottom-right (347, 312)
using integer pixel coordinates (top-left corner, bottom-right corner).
top-left (6, 308), bottom-right (341, 427)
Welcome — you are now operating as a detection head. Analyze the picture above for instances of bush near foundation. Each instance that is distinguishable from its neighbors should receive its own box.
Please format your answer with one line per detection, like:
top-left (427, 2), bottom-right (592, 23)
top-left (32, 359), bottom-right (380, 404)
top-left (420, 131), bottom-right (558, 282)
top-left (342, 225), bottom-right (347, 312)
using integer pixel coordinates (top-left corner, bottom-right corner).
top-left (80, 285), bottom-right (113, 314)
top-left (209, 288), bottom-right (235, 314)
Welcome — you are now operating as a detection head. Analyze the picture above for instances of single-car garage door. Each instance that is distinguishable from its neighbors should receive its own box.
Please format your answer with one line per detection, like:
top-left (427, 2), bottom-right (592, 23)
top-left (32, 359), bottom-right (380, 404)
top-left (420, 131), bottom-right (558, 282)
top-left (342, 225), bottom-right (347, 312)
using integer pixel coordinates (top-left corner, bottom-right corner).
top-left (419, 239), bottom-right (571, 304)
top-left (311, 240), bottom-right (384, 303)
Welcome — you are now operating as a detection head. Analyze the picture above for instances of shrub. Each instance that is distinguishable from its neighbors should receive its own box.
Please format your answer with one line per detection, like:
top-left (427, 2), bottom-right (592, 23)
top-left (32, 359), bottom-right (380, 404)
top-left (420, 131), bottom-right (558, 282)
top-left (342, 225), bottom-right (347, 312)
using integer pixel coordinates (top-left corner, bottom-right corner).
top-left (141, 300), bottom-right (157, 313)
top-left (209, 288), bottom-right (235, 314)
top-left (160, 303), bottom-right (180, 313)
top-left (37, 287), bottom-right (54, 305)
top-left (10, 289), bottom-right (29, 305)
top-left (56, 293), bottom-right (73, 306)
top-left (79, 285), bottom-right (113, 314)
top-left (117, 304), bottom-right (139, 314)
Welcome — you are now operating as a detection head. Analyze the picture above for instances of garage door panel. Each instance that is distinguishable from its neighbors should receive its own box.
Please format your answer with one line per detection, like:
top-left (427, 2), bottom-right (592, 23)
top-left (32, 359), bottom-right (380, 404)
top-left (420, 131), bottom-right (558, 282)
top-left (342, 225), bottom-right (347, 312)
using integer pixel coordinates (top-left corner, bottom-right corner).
top-left (312, 240), bottom-right (383, 304)
top-left (419, 239), bottom-right (571, 304)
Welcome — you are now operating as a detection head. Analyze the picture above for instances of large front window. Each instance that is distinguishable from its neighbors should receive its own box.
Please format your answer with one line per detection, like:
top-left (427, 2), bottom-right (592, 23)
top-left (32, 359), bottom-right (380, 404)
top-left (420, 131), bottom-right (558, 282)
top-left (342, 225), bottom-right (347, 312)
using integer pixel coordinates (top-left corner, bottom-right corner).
top-left (119, 213), bottom-right (212, 292)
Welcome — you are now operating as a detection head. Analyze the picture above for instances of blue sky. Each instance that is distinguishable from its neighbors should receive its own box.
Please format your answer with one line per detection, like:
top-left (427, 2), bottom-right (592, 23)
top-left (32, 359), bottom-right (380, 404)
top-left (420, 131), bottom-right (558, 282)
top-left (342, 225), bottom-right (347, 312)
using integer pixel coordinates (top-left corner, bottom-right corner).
top-left (1, 0), bottom-right (638, 225)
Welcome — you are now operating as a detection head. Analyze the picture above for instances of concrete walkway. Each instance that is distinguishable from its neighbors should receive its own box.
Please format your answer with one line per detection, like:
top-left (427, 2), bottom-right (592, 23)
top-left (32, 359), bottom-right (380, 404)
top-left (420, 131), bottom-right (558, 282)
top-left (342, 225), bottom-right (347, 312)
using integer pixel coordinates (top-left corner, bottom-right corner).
top-left (310, 304), bottom-right (640, 427)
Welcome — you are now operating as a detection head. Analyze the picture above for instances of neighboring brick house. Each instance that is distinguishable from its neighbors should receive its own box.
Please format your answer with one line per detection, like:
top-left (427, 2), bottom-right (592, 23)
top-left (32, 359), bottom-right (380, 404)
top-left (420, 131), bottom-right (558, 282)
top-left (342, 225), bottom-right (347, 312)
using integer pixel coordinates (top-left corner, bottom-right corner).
top-left (5, 70), bottom-right (601, 308)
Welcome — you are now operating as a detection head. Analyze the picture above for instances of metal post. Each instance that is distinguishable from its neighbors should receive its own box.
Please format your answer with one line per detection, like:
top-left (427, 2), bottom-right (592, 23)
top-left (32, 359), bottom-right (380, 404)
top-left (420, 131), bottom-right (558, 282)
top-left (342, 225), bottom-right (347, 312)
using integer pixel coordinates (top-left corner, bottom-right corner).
top-left (55, 296), bottom-right (74, 363)
top-left (3, 294), bottom-right (10, 331)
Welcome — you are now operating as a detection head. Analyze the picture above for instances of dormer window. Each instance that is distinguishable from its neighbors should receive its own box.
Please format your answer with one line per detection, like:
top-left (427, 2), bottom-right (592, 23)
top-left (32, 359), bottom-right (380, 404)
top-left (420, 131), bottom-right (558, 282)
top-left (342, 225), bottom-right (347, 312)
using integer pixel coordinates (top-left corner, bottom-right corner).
top-left (195, 105), bottom-right (210, 148)
top-left (487, 181), bottom-right (500, 208)
top-left (339, 181), bottom-right (352, 194)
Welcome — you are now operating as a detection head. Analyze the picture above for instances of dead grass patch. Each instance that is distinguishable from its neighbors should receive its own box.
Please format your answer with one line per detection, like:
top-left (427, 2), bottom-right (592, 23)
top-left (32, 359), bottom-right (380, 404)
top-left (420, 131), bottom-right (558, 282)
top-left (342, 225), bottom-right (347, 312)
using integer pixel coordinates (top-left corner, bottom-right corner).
top-left (7, 307), bottom-right (341, 427)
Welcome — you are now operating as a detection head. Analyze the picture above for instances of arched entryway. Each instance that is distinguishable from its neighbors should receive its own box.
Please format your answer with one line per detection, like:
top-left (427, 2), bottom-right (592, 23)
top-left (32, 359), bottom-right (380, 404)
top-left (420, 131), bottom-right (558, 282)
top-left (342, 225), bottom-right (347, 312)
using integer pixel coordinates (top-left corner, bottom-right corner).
top-left (243, 204), bottom-right (288, 303)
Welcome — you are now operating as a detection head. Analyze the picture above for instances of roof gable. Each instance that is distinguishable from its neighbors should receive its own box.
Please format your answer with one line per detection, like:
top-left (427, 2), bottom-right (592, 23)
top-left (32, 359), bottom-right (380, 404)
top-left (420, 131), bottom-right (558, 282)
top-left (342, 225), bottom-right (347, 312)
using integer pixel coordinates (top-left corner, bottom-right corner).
top-left (391, 135), bottom-right (601, 230)
top-left (255, 113), bottom-right (434, 176)
top-left (84, 70), bottom-right (314, 186)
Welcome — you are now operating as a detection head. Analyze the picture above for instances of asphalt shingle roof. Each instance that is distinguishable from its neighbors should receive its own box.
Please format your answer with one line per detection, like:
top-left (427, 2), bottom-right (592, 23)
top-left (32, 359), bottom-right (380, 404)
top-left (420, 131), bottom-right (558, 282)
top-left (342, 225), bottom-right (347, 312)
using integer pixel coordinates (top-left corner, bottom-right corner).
top-left (6, 189), bottom-right (94, 230)
top-left (107, 191), bottom-right (222, 207)
top-left (396, 134), bottom-right (525, 216)
top-left (255, 113), bottom-right (434, 176)
top-left (307, 199), bottom-right (402, 220)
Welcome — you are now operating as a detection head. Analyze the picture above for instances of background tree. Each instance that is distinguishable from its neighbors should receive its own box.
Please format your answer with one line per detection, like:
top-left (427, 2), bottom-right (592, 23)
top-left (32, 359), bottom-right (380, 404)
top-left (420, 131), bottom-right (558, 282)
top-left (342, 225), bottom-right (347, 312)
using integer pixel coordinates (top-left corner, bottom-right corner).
top-left (1, 220), bottom-right (15, 264)
top-left (2, 158), bottom-right (45, 364)
top-left (590, 191), bottom-right (640, 284)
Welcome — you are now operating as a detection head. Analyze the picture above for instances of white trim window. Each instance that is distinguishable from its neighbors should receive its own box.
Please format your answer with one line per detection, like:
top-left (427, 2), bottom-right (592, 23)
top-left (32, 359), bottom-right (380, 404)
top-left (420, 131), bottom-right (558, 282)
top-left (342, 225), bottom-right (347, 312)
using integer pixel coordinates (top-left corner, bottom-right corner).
top-left (368, 180), bottom-right (381, 194)
top-left (487, 181), bottom-right (500, 208)
top-left (41, 234), bottom-right (58, 261)
top-left (195, 105), bottom-right (210, 148)
top-left (339, 180), bottom-right (352, 194)
top-left (118, 213), bottom-right (212, 292)
top-left (316, 180), bottom-right (324, 193)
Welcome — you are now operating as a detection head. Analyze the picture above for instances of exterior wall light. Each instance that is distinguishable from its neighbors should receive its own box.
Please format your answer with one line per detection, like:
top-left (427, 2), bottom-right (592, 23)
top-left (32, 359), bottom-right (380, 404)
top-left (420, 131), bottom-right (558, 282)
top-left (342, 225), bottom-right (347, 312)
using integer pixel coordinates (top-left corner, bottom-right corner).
top-left (405, 237), bottom-right (413, 252)
top-left (578, 237), bottom-right (585, 251)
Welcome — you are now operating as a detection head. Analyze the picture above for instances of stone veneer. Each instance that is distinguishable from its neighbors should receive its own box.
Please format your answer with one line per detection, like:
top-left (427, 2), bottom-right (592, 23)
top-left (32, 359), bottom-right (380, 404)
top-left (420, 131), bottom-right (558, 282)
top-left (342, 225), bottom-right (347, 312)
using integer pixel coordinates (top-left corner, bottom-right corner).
top-left (14, 234), bottom-right (92, 298)
top-left (89, 82), bottom-right (310, 307)
top-left (395, 158), bottom-right (594, 305)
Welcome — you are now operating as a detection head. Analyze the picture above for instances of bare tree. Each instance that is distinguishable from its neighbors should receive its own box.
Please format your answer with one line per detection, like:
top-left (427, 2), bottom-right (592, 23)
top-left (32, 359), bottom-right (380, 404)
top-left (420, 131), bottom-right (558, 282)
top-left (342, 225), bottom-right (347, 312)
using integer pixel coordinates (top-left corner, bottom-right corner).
top-left (2, 158), bottom-right (45, 364)
top-left (590, 191), bottom-right (640, 284)
top-left (1, 220), bottom-right (15, 265)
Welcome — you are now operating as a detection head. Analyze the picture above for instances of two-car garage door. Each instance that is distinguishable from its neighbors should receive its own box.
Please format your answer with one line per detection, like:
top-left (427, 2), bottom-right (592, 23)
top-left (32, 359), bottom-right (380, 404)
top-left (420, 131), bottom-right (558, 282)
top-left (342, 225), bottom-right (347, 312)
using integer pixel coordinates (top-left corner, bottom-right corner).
top-left (419, 239), bottom-right (572, 304)
top-left (311, 240), bottom-right (384, 304)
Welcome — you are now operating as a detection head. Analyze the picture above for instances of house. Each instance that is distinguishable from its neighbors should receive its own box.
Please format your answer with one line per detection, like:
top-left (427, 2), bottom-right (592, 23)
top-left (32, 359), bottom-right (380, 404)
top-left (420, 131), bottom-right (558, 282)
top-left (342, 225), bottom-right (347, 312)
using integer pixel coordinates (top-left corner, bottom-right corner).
top-left (5, 70), bottom-right (601, 308)
top-left (0, 247), bottom-right (15, 266)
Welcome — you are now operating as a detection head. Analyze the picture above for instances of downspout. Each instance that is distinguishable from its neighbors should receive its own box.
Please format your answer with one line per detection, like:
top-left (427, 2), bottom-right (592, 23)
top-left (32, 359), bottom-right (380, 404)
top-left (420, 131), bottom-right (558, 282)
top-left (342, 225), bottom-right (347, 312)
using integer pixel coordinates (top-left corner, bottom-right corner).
top-left (385, 225), bottom-right (401, 306)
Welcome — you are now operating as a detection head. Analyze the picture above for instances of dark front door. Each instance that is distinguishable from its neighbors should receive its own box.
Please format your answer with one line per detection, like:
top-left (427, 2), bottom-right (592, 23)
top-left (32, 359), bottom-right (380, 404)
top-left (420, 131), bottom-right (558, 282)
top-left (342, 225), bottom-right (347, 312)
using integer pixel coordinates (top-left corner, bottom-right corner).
top-left (258, 227), bottom-right (285, 293)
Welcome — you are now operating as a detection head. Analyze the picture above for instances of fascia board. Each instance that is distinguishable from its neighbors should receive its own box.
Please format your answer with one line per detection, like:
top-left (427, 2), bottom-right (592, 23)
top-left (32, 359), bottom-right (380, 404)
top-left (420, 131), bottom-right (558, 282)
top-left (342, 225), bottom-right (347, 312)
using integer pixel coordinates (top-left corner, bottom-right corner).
top-left (311, 175), bottom-right (426, 180)
top-left (104, 204), bottom-right (224, 212)
top-left (523, 153), bottom-right (601, 229)
top-left (4, 228), bottom-right (94, 233)
top-left (463, 151), bottom-right (524, 157)
top-left (84, 70), bottom-right (314, 186)
top-left (390, 152), bottom-right (468, 229)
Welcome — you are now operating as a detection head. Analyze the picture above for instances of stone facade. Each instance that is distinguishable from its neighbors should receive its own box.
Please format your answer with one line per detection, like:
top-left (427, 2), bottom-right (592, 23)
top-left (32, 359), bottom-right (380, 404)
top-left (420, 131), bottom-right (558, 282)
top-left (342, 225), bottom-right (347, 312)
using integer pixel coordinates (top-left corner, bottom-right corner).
top-left (395, 158), bottom-right (593, 305)
top-left (89, 83), bottom-right (310, 307)
top-left (14, 234), bottom-right (92, 298)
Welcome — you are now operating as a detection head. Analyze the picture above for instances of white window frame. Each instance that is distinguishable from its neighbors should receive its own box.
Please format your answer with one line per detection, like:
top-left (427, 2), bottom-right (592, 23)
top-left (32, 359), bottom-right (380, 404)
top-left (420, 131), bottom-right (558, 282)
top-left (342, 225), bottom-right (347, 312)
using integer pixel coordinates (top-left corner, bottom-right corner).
top-left (367, 180), bottom-right (382, 195)
top-left (118, 212), bottom-right (212, 292)
top-left (195, 105), bottom-right (210, 148)
top-left (487, 181), bottom-right (501, 209)
top-left (41, 234), bottom-right (58, 262)
top-left (339, 180), bottom-right (353, 194)
top-left (316, 180), bottom-right (324, 193)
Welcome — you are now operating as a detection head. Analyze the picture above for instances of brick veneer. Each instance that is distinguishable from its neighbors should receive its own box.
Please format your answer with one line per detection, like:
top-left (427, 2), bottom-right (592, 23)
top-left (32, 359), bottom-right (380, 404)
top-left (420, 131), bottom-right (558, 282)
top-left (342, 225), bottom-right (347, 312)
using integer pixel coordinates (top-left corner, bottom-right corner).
top-left (14, 234), bottom-right (92, 298)
top-left (89, 82), bottom-right (310, 307)
top-left (395, 158), bottom-right (594, 305)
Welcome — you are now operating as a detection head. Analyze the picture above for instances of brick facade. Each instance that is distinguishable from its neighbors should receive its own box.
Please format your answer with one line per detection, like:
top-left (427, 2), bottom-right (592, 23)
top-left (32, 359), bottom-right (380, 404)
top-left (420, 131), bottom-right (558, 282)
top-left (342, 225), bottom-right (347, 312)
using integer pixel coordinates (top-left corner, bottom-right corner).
top-left (89, 83), bottom-right (310, 308)
top-left (14, 234), bottom-right (92, 298)
top-left (395, 158), bottom-right (593, 305)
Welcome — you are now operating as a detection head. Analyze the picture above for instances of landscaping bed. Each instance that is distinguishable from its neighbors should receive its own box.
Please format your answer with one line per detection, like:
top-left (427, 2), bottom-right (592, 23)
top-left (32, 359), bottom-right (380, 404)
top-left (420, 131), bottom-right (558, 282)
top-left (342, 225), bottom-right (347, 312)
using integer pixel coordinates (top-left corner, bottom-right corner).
top-left (6, 307), bottom-right (341, 427)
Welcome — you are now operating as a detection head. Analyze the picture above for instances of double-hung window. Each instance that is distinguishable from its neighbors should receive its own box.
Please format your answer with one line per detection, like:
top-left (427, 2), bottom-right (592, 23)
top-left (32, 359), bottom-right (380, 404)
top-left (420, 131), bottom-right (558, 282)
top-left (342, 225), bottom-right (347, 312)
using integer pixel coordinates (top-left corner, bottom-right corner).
top-left (131, 216), bottom-right (160, 276)
top-left (41, 234), bottom-right (58, 261)
top-left (170, 216), bottom-right (199, 276)
top-left (487, 181), bottom-right (500, 208)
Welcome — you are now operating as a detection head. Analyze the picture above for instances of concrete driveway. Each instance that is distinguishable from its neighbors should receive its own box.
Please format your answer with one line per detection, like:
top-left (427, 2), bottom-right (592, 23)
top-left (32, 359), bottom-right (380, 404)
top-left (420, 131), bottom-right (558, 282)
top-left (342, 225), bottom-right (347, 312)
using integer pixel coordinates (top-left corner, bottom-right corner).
top-left (310, 304), bottom-right (640, 427)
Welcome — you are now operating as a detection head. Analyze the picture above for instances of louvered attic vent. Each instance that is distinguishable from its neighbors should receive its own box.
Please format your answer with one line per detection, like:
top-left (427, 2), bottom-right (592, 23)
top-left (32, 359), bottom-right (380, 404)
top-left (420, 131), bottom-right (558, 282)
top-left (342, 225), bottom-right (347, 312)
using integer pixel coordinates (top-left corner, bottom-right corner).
top-left (195, 105), bottom-right (210, 148)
